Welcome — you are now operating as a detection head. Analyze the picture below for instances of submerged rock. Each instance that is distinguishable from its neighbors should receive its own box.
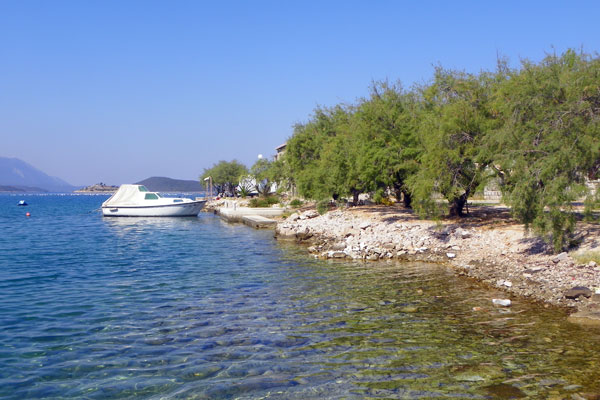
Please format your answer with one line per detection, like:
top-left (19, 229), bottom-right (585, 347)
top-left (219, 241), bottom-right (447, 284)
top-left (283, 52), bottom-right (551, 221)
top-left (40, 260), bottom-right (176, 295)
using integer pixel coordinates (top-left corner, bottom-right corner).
top-left (567, 310), bottom-right (600, 326)
top-left (484, 383), bottom-right (526, 399)
top-left (564, 286), bottom-right (593, 300)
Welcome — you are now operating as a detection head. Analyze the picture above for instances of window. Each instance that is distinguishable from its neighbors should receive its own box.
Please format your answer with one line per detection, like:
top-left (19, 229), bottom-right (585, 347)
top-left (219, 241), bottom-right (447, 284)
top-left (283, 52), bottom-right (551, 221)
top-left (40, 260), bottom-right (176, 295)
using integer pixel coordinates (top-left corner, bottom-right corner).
top-left (144, 193), bottom-right (159, 200)
top-left (138, 186), bottom-right (149, 192)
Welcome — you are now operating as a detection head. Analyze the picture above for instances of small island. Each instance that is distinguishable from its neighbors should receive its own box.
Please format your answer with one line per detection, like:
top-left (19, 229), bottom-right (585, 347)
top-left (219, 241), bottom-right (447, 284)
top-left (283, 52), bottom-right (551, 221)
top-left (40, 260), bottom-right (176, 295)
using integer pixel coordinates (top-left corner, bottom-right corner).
top-left (74, 183), bottom-right (119, 193)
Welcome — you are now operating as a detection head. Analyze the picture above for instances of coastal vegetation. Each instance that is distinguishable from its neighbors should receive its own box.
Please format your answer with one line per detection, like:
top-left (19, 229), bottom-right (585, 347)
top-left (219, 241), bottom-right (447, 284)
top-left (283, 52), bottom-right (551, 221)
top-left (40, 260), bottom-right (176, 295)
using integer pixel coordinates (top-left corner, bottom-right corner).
top-left (278, 50), bottom-right (600, 252)
top-left (200, 160), bottom-right (248, 196)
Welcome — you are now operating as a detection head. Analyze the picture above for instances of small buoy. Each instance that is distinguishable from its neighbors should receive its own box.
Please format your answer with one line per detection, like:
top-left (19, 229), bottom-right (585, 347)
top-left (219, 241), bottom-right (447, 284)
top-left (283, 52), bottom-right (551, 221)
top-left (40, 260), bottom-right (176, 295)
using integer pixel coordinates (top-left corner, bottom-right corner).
top-left (26, 212), bottom-right (31, 217)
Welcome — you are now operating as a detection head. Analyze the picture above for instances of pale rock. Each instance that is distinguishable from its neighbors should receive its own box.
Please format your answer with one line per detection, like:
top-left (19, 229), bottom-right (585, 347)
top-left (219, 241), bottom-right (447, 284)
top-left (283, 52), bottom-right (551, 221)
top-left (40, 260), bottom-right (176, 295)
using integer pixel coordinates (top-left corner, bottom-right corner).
top-left (456, 228), bottom-right (472, 239)
top-left (331, 242), bottom-right (346, 251)
top-left (497, 280), bottom-right (512, 288)
top-left (382, 242), bottom-right (396, 250)
top-left (492, 298), bottom-right (511, 307)
top-left (446, 252), bottom-right (456, 259)
top-left (287, 213), bottom-right (300, 222)
top-left (589, 261), bottom-right (598, 268)
top-left (552, 252), bottom-right (568, 264)
top-left (328, 251), bottom-right (346, 259)
top-left (296, 227), bottom-right (312, 240)
top-left (302, 210), bottom-right (319, 219)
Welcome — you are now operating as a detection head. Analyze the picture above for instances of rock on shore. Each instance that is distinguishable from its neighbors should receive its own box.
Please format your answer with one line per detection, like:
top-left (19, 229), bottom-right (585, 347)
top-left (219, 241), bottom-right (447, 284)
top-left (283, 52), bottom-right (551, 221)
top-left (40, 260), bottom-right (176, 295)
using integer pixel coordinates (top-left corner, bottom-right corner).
top-left (275, 206), bottom-right (600, 321)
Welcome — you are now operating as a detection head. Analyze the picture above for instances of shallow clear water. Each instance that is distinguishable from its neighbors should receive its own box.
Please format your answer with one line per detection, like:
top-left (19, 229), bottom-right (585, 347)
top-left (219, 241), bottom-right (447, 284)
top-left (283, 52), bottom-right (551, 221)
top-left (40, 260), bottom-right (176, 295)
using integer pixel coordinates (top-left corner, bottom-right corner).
top-left (1, 194), bottom-right (600, 399)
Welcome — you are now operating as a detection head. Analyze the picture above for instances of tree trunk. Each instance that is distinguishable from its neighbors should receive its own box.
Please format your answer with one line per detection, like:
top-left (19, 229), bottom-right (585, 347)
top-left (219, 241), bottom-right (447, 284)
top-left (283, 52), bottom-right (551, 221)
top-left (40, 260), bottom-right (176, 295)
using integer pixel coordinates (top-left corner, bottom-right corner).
top-left (449, 193), bottom-right (468, 217)
top-left (402, 190), bottom-right (412, 208)
top-left (352, 189), bottom-right (360, 206)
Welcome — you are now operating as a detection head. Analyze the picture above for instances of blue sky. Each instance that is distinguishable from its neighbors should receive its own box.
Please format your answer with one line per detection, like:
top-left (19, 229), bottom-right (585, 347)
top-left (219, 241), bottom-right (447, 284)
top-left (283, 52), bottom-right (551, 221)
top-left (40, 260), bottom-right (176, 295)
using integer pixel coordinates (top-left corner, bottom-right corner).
top-left (1, 0), bottom-right (599, 185)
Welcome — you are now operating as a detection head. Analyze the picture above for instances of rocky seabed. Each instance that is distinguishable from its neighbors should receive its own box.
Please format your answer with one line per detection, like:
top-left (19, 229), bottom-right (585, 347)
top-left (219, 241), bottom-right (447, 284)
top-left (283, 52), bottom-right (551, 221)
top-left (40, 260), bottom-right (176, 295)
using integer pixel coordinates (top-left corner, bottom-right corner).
top-left (276, 208), bottom-right (600, 324)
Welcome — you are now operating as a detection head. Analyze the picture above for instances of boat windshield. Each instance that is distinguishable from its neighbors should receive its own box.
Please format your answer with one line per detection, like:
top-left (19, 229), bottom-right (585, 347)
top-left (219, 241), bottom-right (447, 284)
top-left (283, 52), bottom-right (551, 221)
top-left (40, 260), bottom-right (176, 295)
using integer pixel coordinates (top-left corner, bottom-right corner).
top-left (138, 186), bottom-right (149, 192)
top-left (144, 193), bottom-right (160, 200)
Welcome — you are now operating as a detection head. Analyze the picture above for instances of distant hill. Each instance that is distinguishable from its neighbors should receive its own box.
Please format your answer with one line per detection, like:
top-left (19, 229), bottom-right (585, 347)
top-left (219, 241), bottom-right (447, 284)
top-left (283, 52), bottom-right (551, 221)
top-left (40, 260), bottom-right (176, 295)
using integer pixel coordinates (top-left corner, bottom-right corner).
top-left (0, 157), bottom-right (76, 192)
top-left (0, 184), bottom-right (48, 193)
top-left (136, 177), bottom-right (204, 192)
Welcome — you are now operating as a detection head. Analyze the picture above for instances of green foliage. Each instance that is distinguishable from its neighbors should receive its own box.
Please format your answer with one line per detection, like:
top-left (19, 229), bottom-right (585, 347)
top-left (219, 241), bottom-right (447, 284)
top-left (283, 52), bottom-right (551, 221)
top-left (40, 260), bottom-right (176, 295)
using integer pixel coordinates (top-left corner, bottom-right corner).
top-left (250, 158), bottom-right (275, 196)
top-left (286, 105), bottom-right (358, 201)
top-left (492, 50), bottom-right (600, 251)
top-left (200, 160), bottom-right (248, 196)
top-left (354, 81), bottom-right (421, 207)
top-left (249, 195), bottom-right (279, 208)
top-left (409, 67), bottom-right (501, 217)
top-left (278, 48), bottom-right (600, 253)
top-left (372, 188), bottom-right (393, 205)
top-left (237, 185), bottom-right (251, 198)
top-left (289, 198), bottom-right (303, 208)
top-left (316, 199), bottom-right (332, 215)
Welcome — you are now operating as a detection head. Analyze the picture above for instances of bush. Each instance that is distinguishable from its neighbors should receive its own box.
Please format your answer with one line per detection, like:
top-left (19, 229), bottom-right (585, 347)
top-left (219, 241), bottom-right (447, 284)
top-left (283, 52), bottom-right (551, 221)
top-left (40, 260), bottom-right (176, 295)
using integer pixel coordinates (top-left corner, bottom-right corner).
top-left (289, 199), bottom-right (303, 208)
top-left (373, 188), bottom-right (394, 206)
top-left (249, 196), bottom-right (279, 208)
top-left (238, 186), bottom-right (251, 198)
top-left (316, 199), bottom-right (331, 215)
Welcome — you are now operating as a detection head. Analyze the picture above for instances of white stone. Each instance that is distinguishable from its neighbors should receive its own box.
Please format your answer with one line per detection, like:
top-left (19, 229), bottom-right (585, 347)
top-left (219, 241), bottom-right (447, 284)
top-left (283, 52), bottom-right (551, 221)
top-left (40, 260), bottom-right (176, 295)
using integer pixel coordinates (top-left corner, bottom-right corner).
top-left (497, 280), bottom-right (513, 288)
top-left (492, 298), bottom-right (511, 307)
top-left (446, 252), bottom-right (456, 259)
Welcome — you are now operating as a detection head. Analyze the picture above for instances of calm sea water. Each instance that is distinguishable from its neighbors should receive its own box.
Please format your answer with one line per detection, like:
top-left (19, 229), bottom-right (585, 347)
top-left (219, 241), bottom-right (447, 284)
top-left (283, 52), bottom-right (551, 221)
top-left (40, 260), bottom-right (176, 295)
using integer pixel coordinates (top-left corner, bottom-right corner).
top-left (1, 194), bottom-right (600, 399)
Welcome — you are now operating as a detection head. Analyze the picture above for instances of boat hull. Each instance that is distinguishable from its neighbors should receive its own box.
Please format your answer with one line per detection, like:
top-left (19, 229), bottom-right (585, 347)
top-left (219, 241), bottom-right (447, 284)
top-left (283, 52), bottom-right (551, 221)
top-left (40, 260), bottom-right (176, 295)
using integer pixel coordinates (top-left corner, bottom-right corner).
top-left (102, 200), bottom-right (206, 217)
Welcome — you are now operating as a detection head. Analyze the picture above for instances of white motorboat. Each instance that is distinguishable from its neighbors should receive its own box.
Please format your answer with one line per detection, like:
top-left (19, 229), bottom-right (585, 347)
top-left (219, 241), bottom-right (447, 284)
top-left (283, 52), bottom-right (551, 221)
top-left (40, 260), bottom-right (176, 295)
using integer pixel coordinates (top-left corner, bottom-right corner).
top-left (101, 184), bottom-right (206, 217)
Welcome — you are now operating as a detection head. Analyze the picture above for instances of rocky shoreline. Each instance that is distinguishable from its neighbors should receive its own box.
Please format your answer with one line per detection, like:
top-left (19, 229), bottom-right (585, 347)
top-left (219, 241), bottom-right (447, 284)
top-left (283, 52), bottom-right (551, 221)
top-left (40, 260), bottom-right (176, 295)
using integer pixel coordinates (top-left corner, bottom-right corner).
top-left (272, 204), bottom-right (600, 325)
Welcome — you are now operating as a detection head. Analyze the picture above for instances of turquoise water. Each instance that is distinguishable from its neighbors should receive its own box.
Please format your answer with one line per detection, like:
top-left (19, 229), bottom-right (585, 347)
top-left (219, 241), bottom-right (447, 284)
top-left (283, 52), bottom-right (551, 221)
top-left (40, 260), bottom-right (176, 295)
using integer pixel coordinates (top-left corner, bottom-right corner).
top-left (1, 195), bottom-right (600, 399)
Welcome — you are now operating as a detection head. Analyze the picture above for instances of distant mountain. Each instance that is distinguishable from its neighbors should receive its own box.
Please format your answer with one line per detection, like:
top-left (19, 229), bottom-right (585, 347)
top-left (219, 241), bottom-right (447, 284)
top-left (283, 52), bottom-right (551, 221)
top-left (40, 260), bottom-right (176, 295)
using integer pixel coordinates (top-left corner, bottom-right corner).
top-left (136, 177), bottom-right (204, 192)
top-left (0, 157), bottom-right (77, 192)
top-left (0, 184), bottom-right (48, 193)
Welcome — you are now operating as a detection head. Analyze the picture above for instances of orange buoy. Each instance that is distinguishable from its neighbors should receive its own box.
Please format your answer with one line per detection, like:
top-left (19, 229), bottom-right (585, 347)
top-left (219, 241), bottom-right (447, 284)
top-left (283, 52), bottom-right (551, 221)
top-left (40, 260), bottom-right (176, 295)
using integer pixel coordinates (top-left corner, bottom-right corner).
top-left (26, 212), bottom-right (31, 217)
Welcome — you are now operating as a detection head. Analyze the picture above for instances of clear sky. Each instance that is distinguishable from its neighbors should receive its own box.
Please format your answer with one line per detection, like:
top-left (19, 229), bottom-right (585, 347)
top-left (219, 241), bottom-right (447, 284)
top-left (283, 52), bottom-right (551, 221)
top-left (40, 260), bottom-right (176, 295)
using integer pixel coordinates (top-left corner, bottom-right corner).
top-left (1, 0), bottom-right (599, 186)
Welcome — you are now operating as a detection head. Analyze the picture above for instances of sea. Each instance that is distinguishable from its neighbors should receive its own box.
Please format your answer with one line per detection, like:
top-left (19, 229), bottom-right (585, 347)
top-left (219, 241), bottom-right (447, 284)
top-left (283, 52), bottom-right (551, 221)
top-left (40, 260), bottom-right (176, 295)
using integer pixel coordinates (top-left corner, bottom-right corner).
top-left (1, 194), bottom-right (600, 399)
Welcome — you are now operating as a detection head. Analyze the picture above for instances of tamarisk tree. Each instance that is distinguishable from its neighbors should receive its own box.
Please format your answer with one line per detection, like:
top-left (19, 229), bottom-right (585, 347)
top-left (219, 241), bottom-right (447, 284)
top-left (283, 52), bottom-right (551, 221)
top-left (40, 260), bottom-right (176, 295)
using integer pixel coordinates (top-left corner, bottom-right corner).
top-left (492, 50), bottom-right (600, 251)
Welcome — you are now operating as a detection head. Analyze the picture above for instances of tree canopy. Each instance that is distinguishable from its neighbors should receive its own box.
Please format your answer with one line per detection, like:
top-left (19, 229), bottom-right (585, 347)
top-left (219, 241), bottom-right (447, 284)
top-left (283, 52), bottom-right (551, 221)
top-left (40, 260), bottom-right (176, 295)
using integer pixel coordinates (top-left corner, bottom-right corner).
top-left (200, 160), bottom-right (248, 196)
top-left (277, 49), bottom-right (600, 252)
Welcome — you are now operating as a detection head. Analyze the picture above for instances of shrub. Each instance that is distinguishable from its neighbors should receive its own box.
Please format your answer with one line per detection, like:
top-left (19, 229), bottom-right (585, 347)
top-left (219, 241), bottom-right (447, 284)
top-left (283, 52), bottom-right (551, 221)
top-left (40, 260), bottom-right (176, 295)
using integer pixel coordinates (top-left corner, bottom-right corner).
top-left (373, 188), bottom-right (394, 206)
top-left (316, 199), bottom-right (331, 215)
top-left (289, 199), bottom-right (303, 208)
top-left (249, 195), bottom-right (279, 208)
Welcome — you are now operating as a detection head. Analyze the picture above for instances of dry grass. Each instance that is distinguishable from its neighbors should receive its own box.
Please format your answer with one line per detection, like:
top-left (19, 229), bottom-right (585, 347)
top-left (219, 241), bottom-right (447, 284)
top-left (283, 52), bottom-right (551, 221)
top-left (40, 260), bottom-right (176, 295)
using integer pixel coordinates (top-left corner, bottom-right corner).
top-left (573, 250), bottom-right (600, 265)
